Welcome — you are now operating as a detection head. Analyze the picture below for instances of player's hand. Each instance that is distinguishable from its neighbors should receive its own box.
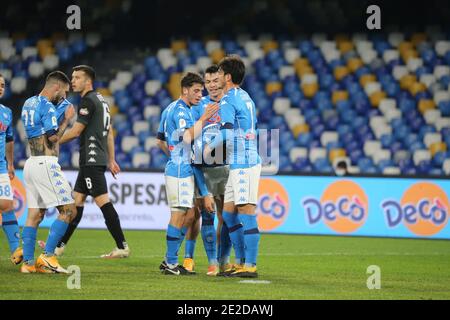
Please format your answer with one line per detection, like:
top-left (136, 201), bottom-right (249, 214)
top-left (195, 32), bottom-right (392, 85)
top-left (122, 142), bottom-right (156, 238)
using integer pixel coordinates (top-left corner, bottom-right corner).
top-left (109, 160), bottom-right (121, 179)
top-left (8, 165), bottom-right (15, 180)
top-left (203, 195), bottom-right (215, 213)
top-left (65, 104), bottom-right (76, 121)
top-left (200, 103), bottom-right (219, 122)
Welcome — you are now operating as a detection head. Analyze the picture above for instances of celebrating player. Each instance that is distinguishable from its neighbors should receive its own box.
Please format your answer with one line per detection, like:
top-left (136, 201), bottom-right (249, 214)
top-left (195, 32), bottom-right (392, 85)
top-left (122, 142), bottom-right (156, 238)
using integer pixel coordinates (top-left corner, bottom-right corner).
top-left (20, 71), bottom-right (76, 273)
top-left (159, 72), bottom-right (218, 275)
top-left (58, 65), bottom-right (129, 258)
top-left (0, 73), bottom-right (21, 264)
top-left (205, 55), bottom-right (261, 278)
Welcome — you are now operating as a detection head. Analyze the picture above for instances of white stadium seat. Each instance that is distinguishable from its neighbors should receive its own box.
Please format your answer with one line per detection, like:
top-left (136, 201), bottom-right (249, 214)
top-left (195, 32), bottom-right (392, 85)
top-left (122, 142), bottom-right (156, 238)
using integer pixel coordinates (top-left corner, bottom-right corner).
top-left (121, 136), bottom-right (139, 153)
top-left (413, 150), bottom-right (431, 166)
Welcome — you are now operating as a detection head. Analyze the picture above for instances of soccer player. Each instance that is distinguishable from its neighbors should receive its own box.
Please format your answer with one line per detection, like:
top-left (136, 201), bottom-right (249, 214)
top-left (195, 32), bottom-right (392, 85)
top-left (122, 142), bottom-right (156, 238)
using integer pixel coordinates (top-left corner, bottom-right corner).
top-left (189, 65), bottom-right (234, 276)
top-left (206, 55), bottom-right (261, 278)
top-left (159, 72), bottom-right (218, 275)
top-left (20, 71), bottom-right (76, 273)
top-left (0, 73), bottom-right (21, 264)
top-left (58, 65), bottom-right (129, 258)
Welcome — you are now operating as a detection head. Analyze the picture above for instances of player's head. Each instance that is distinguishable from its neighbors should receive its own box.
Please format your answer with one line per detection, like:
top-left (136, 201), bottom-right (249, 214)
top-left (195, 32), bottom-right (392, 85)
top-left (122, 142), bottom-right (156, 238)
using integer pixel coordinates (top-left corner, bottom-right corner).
top-left (0, 73), bottom-right (5, 98)
top-left (45, 71), bottom-right (71, 104)
top-left (218, 54), bottom-right (245, 88)
top-left (204, 65), bottom-right (223, 99)
top-left (181, 72), bottom-right (204, 106)
top-left (72, 65), bottom-right (95, 93)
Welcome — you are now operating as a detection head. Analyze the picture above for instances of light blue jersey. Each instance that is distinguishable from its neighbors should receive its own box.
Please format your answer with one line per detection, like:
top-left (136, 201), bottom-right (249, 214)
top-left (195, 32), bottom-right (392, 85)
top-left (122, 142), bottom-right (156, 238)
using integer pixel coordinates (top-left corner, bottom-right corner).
top-left (191, 96), bottom-right (223, 166)
top-left (216, 87), bottom-right (260, 169)
top-left (163, 99), bottom-right (195, 178)
top-left (157, 106), bottom-right (169, 141)
top-left (0, 104), bottom-right (14, 174)
top-left (55, 98), bottom-right (71, 125)
top-left (21, 95), bottom-right (58, 140)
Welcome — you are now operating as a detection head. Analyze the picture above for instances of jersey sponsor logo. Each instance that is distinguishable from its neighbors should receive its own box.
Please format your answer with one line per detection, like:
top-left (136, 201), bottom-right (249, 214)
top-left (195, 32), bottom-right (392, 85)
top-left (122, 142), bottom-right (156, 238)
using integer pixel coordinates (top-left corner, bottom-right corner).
top-left (257, 178), bottom-right (290, 232)
top-left (179, 118), bottom-right (186, 128)
top-left (88, 157), bottom-right (97, 163)
top-left (79, 108), bottom-right (89, 116)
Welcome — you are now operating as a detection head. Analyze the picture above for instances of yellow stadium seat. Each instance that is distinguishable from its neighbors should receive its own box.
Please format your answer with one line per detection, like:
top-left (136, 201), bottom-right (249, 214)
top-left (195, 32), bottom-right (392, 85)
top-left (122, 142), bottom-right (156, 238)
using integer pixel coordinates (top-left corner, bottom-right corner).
top-left (294, 58), bottom-right (309, 69)
top-left (338, 41), bottom-right (354, 54)
top-left (334, 66), bottom-right (349, 81)
top-left (335, 34), bottom-right (350, 44)
top-left (262, 41), bottom-right (279, 53)
top-left (409, 82), bottom-right (426, 96)
top-left (418, 99), bottom-right (436, 114)
top-left (347, 58), bottom-right (363, 73)
top-left (400, 74), bottom-right (417, 90)
top-left (171, 40), bottom-right (187, 53)
top-left (332, 90), bottom-right (349, 105)
top-left (38, 46), bottom-right (55, 59)
top-left (369, 91), bottom-right (387, 107)
top-left (37, 39), bottom-right (53, 50)
top-left (399, 41), bottom-right (413, 53)
top-left (329, 149), bottom-right (347, 164)
top-left (296, 66), bottom-right (314, 78)
top-left (430, 142), bottom-right (447, 157)
top-left (110, 104), bottom-right (119, 117)
top-left (210, 48), bottom-right (225, 64)
top-left (293, 124), bottom-right (310, 138)
top-left (401, 49), bottom-right (418, 63)
top-left (98, 88), bottom-right (112, 97)
top-left (359, 74), bottom-right (376, 87)
top-left (168, 73), bottom-right (182, 99)
top-left (266, 82), bottom-right (282, 96)
top-left (411, 33), bottom-right (427, 47)
top-left (301, 83), bottom-right (319, 98)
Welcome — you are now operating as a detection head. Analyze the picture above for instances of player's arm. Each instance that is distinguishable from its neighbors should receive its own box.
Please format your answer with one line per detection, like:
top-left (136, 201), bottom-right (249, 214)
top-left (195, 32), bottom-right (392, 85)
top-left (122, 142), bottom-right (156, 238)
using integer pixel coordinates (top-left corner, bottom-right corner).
top-left (5, 121), bottom-right (14, 179)
top-left (60, 98), bottom-right (94, 144)
top-left (205, 101), bottom-right (235, 151)
top-left (156, 111), bottom-right (170, 156)
top-left (107, 122), bottom-right (120, 179)
top-left (183, 103), bottom-right (219, 144)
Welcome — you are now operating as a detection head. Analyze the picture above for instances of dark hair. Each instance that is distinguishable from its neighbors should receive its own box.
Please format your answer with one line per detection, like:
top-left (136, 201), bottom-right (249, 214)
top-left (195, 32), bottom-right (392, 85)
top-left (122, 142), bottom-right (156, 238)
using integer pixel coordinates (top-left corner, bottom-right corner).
top-left (0, 73), bottom-right (3, 79)
top-left (181, 72), bottom-right (204, 89)
top-left (204, 65), bottom-right (219, 74)
top-left (73, 65), bottom-right (96, 82)
top-left (46, 71), bottom-right (70, 85)
top-left (218, 54), bottom-right (245, 85)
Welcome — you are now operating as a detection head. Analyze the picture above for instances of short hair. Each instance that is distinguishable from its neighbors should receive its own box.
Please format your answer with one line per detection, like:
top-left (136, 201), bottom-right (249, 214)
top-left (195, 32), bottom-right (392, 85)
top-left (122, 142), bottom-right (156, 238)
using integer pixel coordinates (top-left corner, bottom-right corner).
top-left (181, 72), bottom-right (204, 89)
top-left (73, 65), bottom-right (96, 82)
top-left (218, 55), bottom-right (245, 85)
top-left (0, 73), bottom-right (3, 79)
top-left (46, 71), bottom-right (70, 85)
top-left (204, 65), bottom-right (219, 75)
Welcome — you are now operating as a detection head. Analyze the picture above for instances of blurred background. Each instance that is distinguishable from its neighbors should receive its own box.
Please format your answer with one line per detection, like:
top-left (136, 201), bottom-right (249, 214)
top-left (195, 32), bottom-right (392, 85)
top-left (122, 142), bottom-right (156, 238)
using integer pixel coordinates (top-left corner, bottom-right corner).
top-left (1, 0), bottom-right (450, 176)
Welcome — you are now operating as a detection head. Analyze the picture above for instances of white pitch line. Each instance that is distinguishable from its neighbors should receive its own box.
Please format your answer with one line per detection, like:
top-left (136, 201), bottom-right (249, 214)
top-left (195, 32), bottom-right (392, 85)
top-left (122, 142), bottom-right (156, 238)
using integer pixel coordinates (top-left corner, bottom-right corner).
top-left (239, 280), bottom-right (271, 284)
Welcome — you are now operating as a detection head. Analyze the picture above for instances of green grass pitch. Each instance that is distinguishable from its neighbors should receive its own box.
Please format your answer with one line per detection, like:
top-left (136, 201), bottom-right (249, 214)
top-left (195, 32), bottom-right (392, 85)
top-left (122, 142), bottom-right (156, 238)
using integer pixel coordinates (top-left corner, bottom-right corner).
top-left (1, 229), bottom-right (449, 300)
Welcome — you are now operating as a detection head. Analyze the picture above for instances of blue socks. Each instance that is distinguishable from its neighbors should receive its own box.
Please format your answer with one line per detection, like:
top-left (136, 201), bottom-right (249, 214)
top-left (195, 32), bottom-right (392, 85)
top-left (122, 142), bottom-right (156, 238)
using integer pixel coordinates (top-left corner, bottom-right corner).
top-left (200, 210), bottom-right (217, 265)
top-left (177, 226), bottom-right (188, 251)
top-left (240, 214), bottom-right (260, 267)
top-left (217, 221), bottom-right (232, 265)
top-left (165, 224), bottom-right (181, 265)
top-left (22, 226), bottom-right (37, 264)
top-left (45, 219), bottom-right (69, 256)
top-left (222, 211), bottom-right (245, 265)
top-left (185, 239), bottom-right (196, 259)
top-left (2, 211), bottom-right (20, 253)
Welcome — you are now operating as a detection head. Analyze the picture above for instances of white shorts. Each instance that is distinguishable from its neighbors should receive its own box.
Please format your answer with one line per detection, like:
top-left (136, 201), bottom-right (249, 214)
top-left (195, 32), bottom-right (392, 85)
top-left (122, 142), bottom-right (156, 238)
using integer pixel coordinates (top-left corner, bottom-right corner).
top-left (0, 173), bottom-right (13, 201)
top-left (24, 156), bottom-right (74, 209)
top-left (165, 175), bottom-right (195, 210)
top-left (224, 164), bottom-right (261, 205)
top-left (195, 166), bottom-right (229, 198)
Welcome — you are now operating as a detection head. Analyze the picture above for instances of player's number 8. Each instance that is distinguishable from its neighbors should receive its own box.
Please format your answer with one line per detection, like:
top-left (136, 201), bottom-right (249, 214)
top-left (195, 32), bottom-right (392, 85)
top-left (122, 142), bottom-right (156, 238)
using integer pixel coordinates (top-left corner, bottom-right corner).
top-left (85, 178), bottom-right (93, 190)
top-left (0, 185), bottom-right (11, 197)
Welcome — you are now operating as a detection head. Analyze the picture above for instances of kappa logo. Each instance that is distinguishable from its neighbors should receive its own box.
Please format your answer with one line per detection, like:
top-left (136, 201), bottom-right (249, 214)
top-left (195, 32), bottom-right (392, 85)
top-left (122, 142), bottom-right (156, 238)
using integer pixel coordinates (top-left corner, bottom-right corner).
top-left (88, 158), bottom-right (97, 163)
top-left (239, 197), bottom-right (247, 202)
top-left (89, 143), bottom-right (96, 148)
top-left (239, 188), bottom-right (247, 193)
top-left (55, 180), bottom-right (63, 186)
top-left (181, 182), bottom-right (189, 187)
top-left (59, 189), bottom-right (66, 195)
top-left (239, 179), bottom-right (246, 184)
top-left (238, 170), bottom-right (246, 176)
top-left (62, 197), bottom-right (71, 202)
top-left (181, 191), bottom-right (189, 196)
top-left (89, 136), bottom-right (96, 141)
top-left (89, 150), bottom-right (97, 156)
top-left (178, 111), bottom-right (185, 117)
top-left (53, 172), bottom-right (60, 178)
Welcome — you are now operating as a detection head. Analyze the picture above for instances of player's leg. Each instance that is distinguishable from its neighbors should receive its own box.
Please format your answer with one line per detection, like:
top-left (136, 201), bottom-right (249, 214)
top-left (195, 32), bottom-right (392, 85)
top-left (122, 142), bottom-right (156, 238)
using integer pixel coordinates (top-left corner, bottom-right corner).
top-left (183, 203), bottom-right (200, 273)
top-left (230, 164), bottom-right (261, 278)
top-left (21, 208), bottom-right (45, 273)
top-left (216, 194), bottom-right (233, 271)
top-left (0, 174), bottom-right (20, 258)
top-left (162, 175), bottom-right (195, 275)
top-left (55, 167), bottom-right (88, 252)
top-left (88, 166), bottom-right (128, 258)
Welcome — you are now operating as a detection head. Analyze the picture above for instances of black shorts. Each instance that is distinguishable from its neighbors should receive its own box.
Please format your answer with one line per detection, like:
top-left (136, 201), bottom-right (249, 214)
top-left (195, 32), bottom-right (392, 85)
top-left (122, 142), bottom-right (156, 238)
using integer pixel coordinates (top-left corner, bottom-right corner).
top-left (74, 166), bottom-right (108, 197)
